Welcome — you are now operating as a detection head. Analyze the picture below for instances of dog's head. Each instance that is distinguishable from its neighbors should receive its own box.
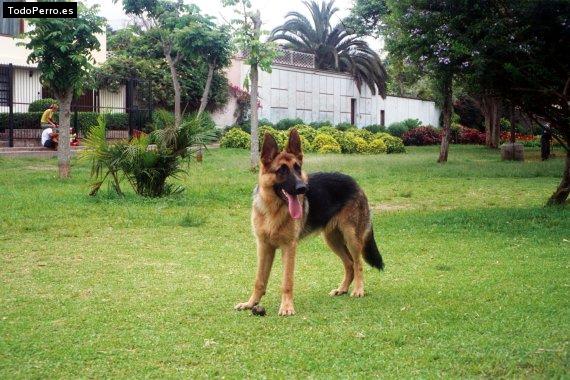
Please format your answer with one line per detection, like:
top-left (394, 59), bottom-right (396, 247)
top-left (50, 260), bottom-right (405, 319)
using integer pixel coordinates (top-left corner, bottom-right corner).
top-left (259, 129), bottom-right (308, 220)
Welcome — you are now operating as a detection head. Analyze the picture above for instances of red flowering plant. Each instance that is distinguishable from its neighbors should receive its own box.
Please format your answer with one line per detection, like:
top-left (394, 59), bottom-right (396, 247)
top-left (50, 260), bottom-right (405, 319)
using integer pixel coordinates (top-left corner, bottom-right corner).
top-left (500, 131), bottom-right (536, 142)
top-left (402, 126), bottom-right (441, 146)
top-left (229, 84), bottom-right (262, 125)
top-left (458, 127), bottom-right (486, 144)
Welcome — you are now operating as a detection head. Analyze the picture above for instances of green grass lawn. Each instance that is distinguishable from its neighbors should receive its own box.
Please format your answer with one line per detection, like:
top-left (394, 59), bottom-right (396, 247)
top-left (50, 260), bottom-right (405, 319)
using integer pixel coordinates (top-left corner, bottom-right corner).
top-left (0, 145), bottom-right (568, 378)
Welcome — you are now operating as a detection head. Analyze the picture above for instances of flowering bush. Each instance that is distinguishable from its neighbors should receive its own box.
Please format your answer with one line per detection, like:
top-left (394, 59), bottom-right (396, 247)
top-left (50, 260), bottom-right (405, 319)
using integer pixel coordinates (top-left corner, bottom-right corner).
top-left (313, 133), bottom-right (341, 152)
top-left (220, 127), bottom-right (250, 149)
top-left (353, 136), bottom-right (369, 153)
top-left (317, 143), bottom-right (342, 154)
top-left (376, 133), bottom-right (406, 154)
top-left (458, 127), bottom-right (486, 144)
top-left (368, 138), bottom-right (388, 154)
top-left (220, 123), bottom-right (405, 154)
top-left (402, 126), bottom-right (441, 146)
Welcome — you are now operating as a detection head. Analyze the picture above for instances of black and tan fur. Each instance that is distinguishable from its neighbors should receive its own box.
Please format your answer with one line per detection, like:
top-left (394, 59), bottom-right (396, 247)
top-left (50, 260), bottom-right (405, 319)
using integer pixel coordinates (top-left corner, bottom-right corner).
top-left (235, 129), bottom-right (384, 316)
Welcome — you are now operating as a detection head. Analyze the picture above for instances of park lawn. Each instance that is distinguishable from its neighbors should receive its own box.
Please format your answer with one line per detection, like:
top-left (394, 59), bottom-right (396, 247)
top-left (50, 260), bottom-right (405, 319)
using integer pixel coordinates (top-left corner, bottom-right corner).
top-left (0, 145), bottom-right (568, 378)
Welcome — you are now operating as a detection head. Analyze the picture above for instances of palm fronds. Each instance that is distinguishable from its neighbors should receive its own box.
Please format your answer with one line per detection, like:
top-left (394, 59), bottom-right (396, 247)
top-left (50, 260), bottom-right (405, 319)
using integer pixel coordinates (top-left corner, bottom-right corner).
top-left (270, 0), bottom-right (387, 97)
top-left (81, 113), bottom-right (218, 197)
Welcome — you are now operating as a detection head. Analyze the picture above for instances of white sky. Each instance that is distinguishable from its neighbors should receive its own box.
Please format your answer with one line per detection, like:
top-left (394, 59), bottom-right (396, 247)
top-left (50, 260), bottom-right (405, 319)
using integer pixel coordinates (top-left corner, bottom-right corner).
top-left (84, 0), bottom-right (383, 51)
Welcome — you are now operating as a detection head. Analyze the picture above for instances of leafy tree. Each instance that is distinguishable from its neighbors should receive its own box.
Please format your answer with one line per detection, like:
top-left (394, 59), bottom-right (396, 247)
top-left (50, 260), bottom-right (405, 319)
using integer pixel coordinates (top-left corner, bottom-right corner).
top-left (222, 0), bottom-right (280, 169)
top-left (354, 0), bottom-right (486, 162)
top-left (20, 3), bottom-right (105, 178)
top-left (120, 0), bottom-right (191, 127)
top-left (271, 0), bottom-right (387, 97)
top-left (176, 18), bottom-right (233, 116)
top-left (95, 28), bottom-right (229, 115)
top-left (465, 1), bottom-right (570, 204)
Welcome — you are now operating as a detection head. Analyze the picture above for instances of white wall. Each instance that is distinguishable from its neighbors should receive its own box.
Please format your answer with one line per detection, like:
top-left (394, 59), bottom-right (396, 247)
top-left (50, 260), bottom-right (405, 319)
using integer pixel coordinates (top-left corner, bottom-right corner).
top-left (214, 58), bottom-right (441, 128)
top-left (0, 67), bottom-right (42, 113)
top-left (99, 87), bottom-right (126, 113)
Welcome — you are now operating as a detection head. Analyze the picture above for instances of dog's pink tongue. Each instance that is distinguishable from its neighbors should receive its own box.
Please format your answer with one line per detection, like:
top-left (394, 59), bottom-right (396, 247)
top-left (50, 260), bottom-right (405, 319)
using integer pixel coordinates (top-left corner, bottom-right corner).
top-left (284, 192), bottom-right (302, 219)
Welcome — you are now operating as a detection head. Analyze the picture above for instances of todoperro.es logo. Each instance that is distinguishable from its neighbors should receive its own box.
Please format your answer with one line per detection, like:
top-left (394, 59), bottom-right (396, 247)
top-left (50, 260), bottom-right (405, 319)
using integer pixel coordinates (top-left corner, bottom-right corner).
top-left (2, 2), bottom-right (77, 18)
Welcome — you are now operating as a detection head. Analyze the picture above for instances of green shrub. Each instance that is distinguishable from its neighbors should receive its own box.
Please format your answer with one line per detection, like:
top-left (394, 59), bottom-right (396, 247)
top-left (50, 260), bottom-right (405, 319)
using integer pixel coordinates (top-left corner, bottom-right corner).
top-left (340, 132), bottom-right (359, 153)
top-left (388, 118), bottom-right (422, 137)
top-left (220, 128), bottom-right (250, 149)
top-left (313, 133), bottom-right (341, 153)
top-left (275, 118), bottom-right (304, 130)
top-left (368, 138), bottom-right (388, 154)
top-left (364, 124), bottom-right (386, 133)
top-left (309, 121), bottom-right (333, 129)
top-left (0, 112), bottom-right (44, 129)
top-left (28, 98), bottom-right (59, 112)
top-left (317, 143), bottom-right (341, 154)
top-left (259, 118), bottom-right (274, 128)
top-left (378, 134), bottom-right (406, 154)
top-left (336, 122), bottom-right (356, 131)
top-left (0, 111), bottom-right (128, 133)
top-left (351, 128), bottom-right (374, 141)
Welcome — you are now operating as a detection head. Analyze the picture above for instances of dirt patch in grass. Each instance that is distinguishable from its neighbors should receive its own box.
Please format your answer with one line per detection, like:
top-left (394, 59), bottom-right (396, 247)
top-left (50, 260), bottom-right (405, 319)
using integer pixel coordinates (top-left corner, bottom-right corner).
top-left (371, 203), bottom-right (413, 212)
top-left (25, 165), bottom-right (55, 171)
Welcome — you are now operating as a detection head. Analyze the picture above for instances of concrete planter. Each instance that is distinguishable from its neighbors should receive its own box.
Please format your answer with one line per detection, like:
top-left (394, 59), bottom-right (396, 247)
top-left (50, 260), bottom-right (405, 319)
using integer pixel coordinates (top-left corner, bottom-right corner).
top-left (500, 142), bottom-right (525, 161)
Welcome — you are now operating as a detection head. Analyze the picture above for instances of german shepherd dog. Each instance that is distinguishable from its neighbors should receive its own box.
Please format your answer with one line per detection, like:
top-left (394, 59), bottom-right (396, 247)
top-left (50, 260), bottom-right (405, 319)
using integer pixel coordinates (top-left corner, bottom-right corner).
top-left (235, 129), bottom-right (384, 316)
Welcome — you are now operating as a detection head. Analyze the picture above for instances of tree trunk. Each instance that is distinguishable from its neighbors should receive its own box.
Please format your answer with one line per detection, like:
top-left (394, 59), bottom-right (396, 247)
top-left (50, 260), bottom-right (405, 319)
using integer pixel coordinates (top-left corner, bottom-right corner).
top-left (197, 61), bottom-right (215, 117)
top-left (56, 91), bottom-right (73, 178)
top-left (438, 75), bottom-right (453, 163)
top-left (250, 64), bottom-right (260, 170)
top-left (509, 103), bottom-right (516, 144)
top-left (249, 11), bottom-right (262, 170)
top-left (547, 149), bottom-right (570, 205)
top-left (164, 48), bottom-right (181, 128)
top-left (481, 95), bottom-right (500, 148)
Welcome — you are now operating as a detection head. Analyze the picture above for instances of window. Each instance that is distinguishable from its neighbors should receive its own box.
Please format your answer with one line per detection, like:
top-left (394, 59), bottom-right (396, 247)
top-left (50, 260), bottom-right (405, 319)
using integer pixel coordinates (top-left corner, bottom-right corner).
top-left (0, 66), bottom-right (9, 106)
top-left (0, 0), bottom-right (23, 36)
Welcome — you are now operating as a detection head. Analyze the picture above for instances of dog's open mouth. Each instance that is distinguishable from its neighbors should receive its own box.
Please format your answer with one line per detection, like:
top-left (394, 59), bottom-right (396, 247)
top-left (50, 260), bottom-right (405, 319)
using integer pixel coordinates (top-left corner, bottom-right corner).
top-left (282, 189), bottom-right (303, 220)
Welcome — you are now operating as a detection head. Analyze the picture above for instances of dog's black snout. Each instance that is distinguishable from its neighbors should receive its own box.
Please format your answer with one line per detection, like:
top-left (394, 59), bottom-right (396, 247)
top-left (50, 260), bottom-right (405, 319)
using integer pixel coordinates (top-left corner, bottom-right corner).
top-left (295, 183), bottom-right (307, 195)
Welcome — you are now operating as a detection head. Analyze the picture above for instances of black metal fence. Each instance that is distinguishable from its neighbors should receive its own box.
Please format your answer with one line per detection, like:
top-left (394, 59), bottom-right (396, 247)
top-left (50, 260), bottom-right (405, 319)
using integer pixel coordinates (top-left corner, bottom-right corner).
top-left (0, 63), bottom-right (153, 147)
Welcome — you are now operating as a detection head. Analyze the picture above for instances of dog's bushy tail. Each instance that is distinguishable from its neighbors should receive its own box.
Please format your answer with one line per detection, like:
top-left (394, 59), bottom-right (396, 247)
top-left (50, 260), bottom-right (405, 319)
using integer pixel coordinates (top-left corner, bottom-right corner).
top-left (363, 227), bottom-right (384, 270)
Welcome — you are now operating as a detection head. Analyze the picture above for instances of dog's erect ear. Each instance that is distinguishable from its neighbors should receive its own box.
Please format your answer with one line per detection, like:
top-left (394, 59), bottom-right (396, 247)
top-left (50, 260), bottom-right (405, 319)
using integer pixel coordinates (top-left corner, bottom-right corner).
top-left (261, 133), bottom-right (279, 167)
top-left (286, 129), bottom-right (303, 163)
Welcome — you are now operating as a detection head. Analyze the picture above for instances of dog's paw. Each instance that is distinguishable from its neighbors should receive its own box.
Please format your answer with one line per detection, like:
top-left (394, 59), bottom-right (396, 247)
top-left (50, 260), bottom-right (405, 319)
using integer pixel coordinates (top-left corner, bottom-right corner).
top-left (234, 301), bottom-right (256, 311)
top-left (329, 288), bottom-right (348, 296)
top-left (278, 302), bottom-right (295, 316)
top-left (350, 289), bottom-right (365, 298)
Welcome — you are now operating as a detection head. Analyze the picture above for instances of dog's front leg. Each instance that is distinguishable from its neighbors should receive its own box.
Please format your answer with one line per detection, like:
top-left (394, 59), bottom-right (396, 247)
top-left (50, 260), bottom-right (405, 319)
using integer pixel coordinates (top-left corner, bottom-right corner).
top-left (235, 239), bottom-right (276, 311)
top-left (278, 243), bottom-right (297, 316)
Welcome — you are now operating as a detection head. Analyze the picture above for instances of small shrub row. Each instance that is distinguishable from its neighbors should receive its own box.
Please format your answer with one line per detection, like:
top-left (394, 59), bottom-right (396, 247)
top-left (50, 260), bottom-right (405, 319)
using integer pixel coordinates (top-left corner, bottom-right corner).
top-left (0, 112), bottom-right (128, 132)
top-left (220, 125), bottom-right (406, 155)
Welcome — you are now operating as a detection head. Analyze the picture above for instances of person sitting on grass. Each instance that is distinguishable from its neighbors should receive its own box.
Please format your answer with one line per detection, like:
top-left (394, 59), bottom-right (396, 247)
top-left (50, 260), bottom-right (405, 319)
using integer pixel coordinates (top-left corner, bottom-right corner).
top-left (40, 103), bottom-right (59, 149)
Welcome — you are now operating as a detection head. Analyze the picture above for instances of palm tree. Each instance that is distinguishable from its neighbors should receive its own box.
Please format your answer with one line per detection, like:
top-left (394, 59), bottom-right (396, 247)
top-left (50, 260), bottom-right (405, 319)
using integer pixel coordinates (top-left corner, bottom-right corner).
top-left (270, 0), bottom-right (387, 97)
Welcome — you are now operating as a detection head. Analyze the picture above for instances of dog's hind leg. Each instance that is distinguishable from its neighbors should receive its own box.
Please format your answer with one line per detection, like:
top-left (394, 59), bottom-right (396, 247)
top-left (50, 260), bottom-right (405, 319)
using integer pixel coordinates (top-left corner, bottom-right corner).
top-left (235, 240), bottom-right (276, 311)
top-left (342, 228), bottom-right (365, 297)
top-left (324, 229), bottom-right (354, 296)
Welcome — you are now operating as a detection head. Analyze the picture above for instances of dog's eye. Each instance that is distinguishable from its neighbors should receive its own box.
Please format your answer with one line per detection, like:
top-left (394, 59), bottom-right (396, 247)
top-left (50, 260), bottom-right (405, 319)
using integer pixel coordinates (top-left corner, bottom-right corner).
top-left (276, 165), bottom-right (289, 176)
